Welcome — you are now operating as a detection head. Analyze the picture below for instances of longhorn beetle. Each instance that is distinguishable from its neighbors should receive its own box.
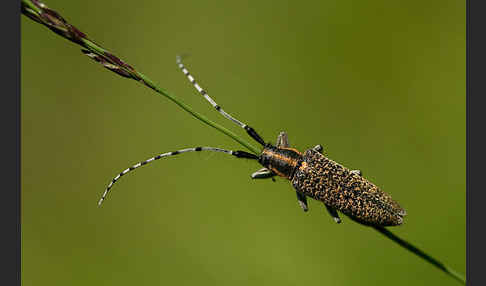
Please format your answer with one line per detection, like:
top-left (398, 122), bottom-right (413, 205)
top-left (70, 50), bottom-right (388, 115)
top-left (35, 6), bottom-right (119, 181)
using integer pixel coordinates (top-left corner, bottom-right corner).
top-left (99, 56), bottom-right (406, 227)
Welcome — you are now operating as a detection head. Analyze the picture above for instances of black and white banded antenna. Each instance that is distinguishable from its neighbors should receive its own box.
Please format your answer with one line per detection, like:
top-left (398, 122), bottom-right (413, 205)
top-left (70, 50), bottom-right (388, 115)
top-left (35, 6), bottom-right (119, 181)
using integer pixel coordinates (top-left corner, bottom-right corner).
top-left (98, 147), bottom-right (258, 206)
top-left (176, 55), bottom-right (266, 146)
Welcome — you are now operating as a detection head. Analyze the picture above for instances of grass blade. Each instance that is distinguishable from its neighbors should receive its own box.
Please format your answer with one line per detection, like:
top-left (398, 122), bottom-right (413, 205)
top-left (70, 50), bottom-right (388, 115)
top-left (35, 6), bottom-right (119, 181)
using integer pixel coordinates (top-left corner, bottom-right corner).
top-left (21, 0), bottom-right (260, 155)
top-left (374, 226), bottom-right (466, 284)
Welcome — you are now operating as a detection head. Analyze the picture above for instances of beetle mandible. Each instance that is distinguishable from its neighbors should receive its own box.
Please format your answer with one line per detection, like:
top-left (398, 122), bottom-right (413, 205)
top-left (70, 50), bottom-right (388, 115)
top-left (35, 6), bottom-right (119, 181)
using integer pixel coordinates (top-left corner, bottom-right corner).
top-left (99, 56), bottom-right (406, 227)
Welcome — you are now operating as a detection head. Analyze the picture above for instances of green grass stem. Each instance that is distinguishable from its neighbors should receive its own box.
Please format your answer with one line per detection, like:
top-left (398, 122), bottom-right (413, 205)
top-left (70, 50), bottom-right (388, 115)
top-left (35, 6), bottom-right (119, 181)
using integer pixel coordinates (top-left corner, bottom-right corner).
top-left (21, 0), bottom-right (466, 284)
top-left (374, 226), bottom-right (466, 284)
top-left (21, 0), bottom-right (260, 155)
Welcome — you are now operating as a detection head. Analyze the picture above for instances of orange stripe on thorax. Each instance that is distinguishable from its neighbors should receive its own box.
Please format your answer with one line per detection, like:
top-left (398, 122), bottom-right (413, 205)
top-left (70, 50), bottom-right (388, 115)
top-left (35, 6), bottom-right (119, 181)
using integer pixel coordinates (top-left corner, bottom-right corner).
top-left (262, 148), bottom-right (301, 178)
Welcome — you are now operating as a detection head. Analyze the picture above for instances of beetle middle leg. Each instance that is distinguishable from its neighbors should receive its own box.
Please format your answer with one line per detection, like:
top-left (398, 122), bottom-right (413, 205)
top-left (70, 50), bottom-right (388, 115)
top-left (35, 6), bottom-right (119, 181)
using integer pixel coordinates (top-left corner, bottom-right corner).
top-left (296, 191), bottom-right (309, 212)
top-left (314, 144), bottom-right (343, 222)
top-left (313, 144), bottom-right (323, 153)
top-left (324, 204), bottom-right (342, 224)
top-left (351, 169), bottom-right (362, 176)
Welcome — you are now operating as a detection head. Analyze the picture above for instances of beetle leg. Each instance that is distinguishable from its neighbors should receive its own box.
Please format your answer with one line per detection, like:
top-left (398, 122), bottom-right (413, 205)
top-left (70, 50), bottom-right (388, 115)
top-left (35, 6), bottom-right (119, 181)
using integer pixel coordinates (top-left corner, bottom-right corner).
top-left (351, 170), bottom-right (362, 176)
top-left (313, 144), bottom-right (323, 153)
top-left (276, 131), bottom-right (290, 148)
top-left (324, 204), bottom-right (342, 223)
top-left (251, 168), bottom-right (276, 181)
top-left (296, 191), bottom-right (309, 212)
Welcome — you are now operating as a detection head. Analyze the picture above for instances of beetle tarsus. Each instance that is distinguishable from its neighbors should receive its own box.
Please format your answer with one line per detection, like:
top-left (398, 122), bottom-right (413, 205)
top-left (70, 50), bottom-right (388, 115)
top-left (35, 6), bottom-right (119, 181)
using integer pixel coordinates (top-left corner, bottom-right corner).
top-left (296, 191), bottom-right (309, 212)
top-left (276, 132), bottom-right (290, 148)
top-left (251, 167), bottom-right (275, 179)
top-left (325, 204), bottom-right (342, 224)
top-left (313, 144), bottom-right (323, 153)
top-left (351, 169), bottom-right (362, 176)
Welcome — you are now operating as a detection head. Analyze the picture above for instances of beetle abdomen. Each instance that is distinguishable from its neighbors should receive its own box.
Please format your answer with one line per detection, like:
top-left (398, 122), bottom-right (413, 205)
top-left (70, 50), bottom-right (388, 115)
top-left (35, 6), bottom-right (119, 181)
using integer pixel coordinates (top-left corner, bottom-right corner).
top-left (292, 149), bottom-right (406, 226)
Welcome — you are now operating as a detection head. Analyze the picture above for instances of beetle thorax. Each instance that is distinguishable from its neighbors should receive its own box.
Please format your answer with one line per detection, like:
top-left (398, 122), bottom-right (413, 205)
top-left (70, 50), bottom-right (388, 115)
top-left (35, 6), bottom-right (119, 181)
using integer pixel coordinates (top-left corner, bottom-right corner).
top-left (258, 145), bottom-right (303, 179)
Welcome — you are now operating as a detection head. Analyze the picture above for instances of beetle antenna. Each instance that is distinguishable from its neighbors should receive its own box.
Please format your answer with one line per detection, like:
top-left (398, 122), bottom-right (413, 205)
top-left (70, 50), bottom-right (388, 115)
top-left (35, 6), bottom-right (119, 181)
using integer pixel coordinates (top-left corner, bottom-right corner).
top-left (176, 55), bottom-right (266, 146)
top-left (98, 146), bottom-right (258, 206)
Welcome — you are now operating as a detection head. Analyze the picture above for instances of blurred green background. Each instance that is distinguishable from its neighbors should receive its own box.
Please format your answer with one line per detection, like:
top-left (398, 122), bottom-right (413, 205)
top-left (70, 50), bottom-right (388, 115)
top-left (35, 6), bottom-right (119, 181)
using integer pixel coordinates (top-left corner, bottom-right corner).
top-left (21, 0), bottom-right (465, 285)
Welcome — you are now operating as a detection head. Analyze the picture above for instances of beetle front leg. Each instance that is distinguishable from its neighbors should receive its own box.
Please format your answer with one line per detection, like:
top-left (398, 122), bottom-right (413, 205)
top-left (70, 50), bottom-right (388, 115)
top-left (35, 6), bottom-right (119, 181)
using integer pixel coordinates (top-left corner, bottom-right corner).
top-left (276, 131), bottom-right (290, 148)
top-left (251, 168), bottom-right (276, 182)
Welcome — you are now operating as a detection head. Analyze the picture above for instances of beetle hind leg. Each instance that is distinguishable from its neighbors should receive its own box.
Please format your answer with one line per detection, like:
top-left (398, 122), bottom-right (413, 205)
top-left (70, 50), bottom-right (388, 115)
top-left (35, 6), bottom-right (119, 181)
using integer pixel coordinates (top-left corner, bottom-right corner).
top-left (324, 204), bottom-right (342, 224)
